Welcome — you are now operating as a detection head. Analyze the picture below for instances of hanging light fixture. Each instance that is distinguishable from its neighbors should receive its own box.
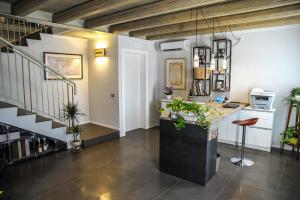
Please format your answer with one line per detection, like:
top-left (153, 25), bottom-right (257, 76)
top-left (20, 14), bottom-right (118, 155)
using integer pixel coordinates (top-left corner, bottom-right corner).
top-left (210, 18), bottom-right (216, 70)
top-left (193, 8), bottom-right (199, 68)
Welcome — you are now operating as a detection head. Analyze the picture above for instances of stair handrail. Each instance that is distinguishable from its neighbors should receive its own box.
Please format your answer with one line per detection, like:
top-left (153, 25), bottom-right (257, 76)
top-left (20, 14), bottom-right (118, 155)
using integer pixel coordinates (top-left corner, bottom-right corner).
top-left (0, 12), bottom-right (84, 31)
top-left (0, 37), bottom-right (76, 94)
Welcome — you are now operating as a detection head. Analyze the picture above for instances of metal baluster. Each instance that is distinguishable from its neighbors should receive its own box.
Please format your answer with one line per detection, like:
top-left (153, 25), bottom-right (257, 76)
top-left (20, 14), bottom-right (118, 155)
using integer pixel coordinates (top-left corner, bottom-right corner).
top-left (51, 74), bottom-right (56, 118)
top-left (14, 51), bottom-right (19, 101)
top-left (61, 80), bottom-right (65, 107)
top-left (28, 60), bottom-right (33, 112)
top-left (6, 43), bottom-right (11, 97)
top-left (0, 19), bottom-right (3, 38)
top-left (0, 41), bottom-right (4, 97)
top-left (46, 70), bottom-right (50, 114)
top-left (6, 125), bottom-right (12, 162)
top-left (40, 67), bottom-right (45, 113)
top-left (34, 66), bottom-right (38, 112)
top-left (71, 85), bottom-right (74, 104)
top-left (6, 17), bottom-right (9, 42)
top-left (18, 19), bottom-right (21, 46)
top-left (13, 18), bottom-right (16, 43)
top-left (56, 77), bottom-right (60, 119)
top-left (21, 57), bottom-right (26, 110)
top-left (67, 83), bottom-right (70, 104)
top-left (23, 20), bottom-right (26, 38)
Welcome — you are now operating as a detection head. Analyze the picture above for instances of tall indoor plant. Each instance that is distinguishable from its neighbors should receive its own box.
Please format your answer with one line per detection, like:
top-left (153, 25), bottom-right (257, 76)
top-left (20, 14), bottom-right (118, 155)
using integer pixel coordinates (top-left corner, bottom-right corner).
top-left (61, 102), bottom-right (85, 152)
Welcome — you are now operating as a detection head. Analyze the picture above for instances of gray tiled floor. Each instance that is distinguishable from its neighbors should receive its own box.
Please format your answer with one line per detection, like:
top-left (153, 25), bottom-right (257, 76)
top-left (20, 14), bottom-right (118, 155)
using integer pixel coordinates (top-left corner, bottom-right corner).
top-left (1, 127), bottom-right (300, 200)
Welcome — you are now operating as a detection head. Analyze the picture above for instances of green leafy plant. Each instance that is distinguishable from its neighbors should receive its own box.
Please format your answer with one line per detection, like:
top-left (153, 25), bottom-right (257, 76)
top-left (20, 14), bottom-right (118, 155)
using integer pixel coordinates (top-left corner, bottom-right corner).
top-left (165, 98), bottom-right (223, 131)
top-left (281, 126), bottom-right (298, 145)
top-left (174, 116), bottom-right (186, 131)
top-left (286, 87), bottom-right (300, 108)
top-left (291, 87), bottom-right (300, 96)
top-left (60, 102), bottom-right (85, 141)
top-left (166, 97), bottom-right (184, 113)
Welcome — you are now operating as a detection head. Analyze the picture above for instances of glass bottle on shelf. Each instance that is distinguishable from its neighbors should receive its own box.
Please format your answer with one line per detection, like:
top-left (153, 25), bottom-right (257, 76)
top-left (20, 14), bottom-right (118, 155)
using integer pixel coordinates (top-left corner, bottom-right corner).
top-left (37, 137), bottom-right (43, 153)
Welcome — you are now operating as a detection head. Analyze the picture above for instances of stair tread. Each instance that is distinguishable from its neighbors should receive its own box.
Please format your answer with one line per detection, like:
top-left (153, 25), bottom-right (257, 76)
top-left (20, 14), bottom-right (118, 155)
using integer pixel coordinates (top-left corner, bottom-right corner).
top-left (0, 101), bottom-right (17, 109)
top-left (36, 115), bottom-right (51, 123)
top-left (17, 108), bottom-right (35, 116)
top-left (52, 121), bottom-right (66, 129)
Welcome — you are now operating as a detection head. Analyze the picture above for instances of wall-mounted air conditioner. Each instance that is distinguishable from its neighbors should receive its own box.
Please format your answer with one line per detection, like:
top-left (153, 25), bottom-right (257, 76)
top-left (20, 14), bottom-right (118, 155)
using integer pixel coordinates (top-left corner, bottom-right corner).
top-left (160, 40), bottom-right (188, 51)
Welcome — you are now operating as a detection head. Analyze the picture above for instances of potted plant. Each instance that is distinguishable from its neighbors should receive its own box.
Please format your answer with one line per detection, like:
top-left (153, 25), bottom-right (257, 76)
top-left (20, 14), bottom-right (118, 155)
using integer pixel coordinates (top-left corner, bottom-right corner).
top-left (61, 102), bottom-right (85, 152)
top-left (281, 126), bottom-right (298, 146)
top-left (291, 87), bottom-right (300, 102)
top-left (164, 97), bottom-right (222, 131)
top-left (182, 101), bottom-right (200, 122)
top-left (166, 97), bottom-right (184, 118)
top-left (164, 86), bottom-right (174, 100)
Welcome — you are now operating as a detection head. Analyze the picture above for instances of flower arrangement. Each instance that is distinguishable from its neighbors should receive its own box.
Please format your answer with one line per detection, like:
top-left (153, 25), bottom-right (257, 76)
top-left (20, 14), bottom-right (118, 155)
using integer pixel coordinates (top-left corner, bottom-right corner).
top-left (164, 86), bottom-right (174, 95)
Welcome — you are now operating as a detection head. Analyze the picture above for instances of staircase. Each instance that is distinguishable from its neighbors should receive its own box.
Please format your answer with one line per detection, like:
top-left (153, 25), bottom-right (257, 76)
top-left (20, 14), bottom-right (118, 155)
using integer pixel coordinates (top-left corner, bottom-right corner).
top-left (0, 14), bottom-right (76, 150)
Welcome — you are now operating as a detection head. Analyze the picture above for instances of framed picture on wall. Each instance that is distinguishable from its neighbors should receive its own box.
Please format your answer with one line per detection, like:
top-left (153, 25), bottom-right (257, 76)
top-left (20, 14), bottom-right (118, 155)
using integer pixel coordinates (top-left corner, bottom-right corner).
top-left (166, 58), bottom-right (186, 90)
top-left (44, 52), bottom-right (83, 80)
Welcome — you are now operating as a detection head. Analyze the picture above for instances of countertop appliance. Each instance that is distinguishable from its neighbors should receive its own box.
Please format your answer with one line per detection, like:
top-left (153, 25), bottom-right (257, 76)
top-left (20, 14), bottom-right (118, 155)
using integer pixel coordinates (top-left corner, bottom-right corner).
top-left (250, 88), bottom-right (276, 110)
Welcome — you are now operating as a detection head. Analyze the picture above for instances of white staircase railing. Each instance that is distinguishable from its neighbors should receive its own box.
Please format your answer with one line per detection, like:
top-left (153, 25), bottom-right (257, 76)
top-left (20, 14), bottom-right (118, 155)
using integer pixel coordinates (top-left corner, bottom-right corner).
top-left (0, 13), bottom-right (51, 45)
top-left (0, 37), bottom-right (76, 123)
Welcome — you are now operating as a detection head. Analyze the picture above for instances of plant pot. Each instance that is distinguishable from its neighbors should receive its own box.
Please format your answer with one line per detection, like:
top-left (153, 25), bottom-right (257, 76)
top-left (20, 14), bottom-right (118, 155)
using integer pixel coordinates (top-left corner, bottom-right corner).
top-left (166, 95), bottom-right (172, 100)
top-left (170, 111), bottom-right (178, 119)
top-left (71, 140), bottom-right (81, 152)
top-left (183, 112), bottom-right (198, 122)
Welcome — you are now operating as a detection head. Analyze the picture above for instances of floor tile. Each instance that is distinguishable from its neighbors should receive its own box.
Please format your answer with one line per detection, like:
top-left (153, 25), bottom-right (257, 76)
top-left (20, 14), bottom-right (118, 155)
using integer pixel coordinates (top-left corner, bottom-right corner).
top-left (0, 127), bottom-right (298, 200)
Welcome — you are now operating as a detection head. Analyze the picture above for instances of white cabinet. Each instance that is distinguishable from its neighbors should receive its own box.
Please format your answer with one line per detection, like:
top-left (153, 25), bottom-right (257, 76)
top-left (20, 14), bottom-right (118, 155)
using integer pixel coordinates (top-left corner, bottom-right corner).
top-left (218, 108), bottom-right (275, 152)
top-left (246, 127), bottom-right (273, 151)
top-left (218, 117), bottom-right (228, 141)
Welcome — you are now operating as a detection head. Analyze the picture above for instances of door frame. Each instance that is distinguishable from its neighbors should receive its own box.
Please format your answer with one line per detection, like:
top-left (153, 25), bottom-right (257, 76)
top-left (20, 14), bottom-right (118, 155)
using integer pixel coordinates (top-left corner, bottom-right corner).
top-left (119, 48), bottom-right (149, 137)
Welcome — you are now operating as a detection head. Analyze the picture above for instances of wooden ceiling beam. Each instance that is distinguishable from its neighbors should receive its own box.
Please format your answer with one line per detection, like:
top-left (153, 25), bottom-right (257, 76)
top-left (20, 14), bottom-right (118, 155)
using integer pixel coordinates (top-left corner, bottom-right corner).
top-left (84, 0), bottom-right (230, 28)
top-left (146, 16), bottom-right (300, 40)
top-left (130, 4), bottom-right (300, 37)
top-left (11, 0), bottom-right (49, 16)
top-left (110, 0), bottom-right (300, 33)
top-left (53, 0), bottom-right (153, 23)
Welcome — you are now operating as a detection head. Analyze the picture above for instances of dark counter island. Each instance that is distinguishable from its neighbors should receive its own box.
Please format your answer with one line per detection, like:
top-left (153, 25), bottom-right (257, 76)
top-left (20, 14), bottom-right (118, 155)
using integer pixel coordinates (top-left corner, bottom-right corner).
top-left (159, 118), bottom-right (218, 186)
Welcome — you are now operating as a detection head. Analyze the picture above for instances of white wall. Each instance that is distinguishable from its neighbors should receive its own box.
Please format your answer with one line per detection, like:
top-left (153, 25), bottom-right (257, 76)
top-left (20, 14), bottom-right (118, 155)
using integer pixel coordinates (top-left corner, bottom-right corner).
top-left (156, 25), bottom-right (300, 148)
top-left (87, 35), bottom-right (119, 129)
top-left (21, 33), bottom-right (90, 124)
top-left (86, 34), bottom-right (159, 132)
top-left (118, 35), bottom-right (159, 129)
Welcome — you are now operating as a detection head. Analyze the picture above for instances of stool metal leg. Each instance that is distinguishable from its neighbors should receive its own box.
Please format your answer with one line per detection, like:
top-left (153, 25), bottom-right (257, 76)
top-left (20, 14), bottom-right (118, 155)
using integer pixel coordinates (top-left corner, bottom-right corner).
top-left (231, 126), bottom-right (254, 167)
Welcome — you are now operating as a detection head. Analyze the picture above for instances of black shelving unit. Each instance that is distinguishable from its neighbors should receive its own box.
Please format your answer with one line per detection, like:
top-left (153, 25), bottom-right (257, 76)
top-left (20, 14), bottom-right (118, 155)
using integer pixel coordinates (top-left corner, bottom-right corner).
top-left (211, 39), bottom-right (232, 92)
top-left (192, 46), bottom-right (211, 96)
top-left (0, 123), bottom-right (67, 164)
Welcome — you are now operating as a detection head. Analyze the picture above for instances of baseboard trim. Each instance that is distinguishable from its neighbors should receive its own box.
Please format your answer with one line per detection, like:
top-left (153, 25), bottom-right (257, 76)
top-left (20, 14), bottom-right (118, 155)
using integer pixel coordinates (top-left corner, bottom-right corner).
top-left (147, 123), bottom-right (159, 129)
top-left (89, 121), bottom-right (119, 131)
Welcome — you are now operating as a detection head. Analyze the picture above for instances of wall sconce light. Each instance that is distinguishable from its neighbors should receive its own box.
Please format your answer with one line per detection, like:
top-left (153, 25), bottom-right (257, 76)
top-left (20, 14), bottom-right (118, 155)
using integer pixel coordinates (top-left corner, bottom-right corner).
top-left (95, 48), bottom-right (106, 57)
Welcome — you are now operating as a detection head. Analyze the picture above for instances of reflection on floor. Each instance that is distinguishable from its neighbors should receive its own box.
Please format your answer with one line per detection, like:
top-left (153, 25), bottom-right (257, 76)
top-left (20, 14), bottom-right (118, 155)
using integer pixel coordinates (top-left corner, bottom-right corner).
top-left (1, 127), bottom-right (299, 200)
top-left (80, 123), bottom-right (119, 148)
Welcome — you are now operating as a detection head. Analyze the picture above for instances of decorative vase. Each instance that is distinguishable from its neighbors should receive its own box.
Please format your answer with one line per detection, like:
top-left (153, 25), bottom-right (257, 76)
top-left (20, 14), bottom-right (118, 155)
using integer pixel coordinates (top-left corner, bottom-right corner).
top-left (166, 95), bottom-right (172, 100)
top-left (71, 133), bottom-right (81, 152)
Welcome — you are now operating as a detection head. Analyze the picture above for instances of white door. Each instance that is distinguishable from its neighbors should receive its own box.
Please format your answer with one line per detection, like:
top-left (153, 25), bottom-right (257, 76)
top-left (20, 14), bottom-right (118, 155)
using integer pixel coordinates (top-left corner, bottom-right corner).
top-left (124, 52), bottom-right (142, 132)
